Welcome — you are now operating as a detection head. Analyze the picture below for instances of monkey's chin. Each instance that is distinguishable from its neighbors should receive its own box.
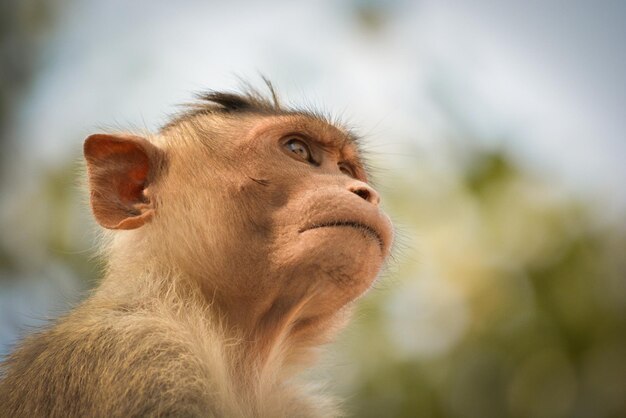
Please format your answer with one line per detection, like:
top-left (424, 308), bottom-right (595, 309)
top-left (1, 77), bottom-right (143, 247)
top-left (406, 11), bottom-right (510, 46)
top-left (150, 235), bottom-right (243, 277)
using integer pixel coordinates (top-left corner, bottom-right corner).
top-left (297, 227), bottom-right (385, 296)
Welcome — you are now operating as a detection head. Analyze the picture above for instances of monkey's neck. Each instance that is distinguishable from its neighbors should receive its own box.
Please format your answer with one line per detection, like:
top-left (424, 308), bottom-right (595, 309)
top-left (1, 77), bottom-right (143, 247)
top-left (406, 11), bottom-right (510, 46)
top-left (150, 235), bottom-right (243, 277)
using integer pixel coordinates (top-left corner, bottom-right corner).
top-left (212, 285), bottom-right (346, 379)
top-left (99, 264), bottom-right (344, 390)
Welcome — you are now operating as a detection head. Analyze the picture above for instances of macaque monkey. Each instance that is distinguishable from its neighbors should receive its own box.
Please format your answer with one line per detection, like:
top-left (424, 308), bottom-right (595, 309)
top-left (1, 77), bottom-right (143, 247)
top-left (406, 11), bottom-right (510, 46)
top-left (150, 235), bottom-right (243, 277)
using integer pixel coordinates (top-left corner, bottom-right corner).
top-left (0, 85), bottom-right (393, 417)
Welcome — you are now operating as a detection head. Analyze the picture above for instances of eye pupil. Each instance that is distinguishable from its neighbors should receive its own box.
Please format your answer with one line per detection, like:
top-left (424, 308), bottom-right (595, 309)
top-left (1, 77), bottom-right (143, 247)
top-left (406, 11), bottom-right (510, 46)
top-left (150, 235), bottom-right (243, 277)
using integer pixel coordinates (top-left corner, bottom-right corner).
top-left (286, 139), bottom-right (311, 161)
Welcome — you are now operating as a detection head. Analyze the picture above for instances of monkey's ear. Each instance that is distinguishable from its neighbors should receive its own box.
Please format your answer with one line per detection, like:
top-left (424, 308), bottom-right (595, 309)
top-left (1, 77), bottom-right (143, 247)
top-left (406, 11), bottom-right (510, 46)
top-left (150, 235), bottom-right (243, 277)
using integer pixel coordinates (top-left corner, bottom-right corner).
top-left (84, 133), bottom-right (163, 230)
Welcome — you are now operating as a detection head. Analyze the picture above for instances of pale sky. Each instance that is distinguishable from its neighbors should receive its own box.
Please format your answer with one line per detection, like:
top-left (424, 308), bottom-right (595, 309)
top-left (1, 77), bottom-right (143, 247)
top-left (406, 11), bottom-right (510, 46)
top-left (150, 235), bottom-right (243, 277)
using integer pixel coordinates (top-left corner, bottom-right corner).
top-left (8, 0), bottom-right (626, 211)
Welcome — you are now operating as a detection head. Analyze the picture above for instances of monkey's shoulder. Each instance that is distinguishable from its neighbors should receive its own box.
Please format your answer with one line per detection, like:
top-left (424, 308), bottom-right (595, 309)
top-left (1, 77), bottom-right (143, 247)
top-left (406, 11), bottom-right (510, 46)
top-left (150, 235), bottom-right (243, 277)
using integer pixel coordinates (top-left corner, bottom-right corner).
top-left (0, 305), bottom-right (214, 417)
top-left (0, 303), bottom-right (341, 418)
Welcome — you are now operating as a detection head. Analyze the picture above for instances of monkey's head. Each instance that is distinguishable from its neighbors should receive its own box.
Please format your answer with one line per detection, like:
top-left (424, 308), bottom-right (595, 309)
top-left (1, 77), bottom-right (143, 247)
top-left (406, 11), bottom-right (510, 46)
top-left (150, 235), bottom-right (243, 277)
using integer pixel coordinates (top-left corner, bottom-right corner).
top-left (84, 89), bottom-right (393, 334)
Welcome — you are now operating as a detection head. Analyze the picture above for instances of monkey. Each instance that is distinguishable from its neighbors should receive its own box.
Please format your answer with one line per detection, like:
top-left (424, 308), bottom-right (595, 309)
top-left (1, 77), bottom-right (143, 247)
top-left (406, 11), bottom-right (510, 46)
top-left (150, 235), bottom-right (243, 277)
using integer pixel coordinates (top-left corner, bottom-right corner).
top-left (0, 85), bottom-right (393, 417)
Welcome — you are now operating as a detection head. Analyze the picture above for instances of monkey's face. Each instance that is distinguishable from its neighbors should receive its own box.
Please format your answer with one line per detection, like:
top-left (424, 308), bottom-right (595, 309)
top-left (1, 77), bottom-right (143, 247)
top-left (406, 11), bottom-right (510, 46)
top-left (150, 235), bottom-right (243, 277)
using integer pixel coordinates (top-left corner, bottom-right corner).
top-left (84, 113), bottom-right (392, 321)
top-left (191, 115), bottom-right (394, 315)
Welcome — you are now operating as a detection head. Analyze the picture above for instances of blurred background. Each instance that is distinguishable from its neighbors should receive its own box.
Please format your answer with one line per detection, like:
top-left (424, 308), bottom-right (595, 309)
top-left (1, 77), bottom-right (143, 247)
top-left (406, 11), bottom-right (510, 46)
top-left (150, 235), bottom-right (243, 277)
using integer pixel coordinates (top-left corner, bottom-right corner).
top-left (1, 0), bottom-right (625, 417)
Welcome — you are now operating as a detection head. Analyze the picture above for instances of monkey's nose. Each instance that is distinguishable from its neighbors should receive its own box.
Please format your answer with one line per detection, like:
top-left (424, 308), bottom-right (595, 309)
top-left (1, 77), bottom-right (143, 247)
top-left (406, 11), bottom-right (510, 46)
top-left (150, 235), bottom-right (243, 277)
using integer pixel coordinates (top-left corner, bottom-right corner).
top-left (349, 184), bottom-right (380, 206)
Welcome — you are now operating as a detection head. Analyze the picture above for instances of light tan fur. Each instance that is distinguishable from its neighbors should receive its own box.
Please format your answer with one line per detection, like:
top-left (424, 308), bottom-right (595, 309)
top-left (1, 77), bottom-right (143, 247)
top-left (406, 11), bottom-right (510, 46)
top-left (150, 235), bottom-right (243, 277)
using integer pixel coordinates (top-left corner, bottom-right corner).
top-left (0, 89), bottom-right (393, 417)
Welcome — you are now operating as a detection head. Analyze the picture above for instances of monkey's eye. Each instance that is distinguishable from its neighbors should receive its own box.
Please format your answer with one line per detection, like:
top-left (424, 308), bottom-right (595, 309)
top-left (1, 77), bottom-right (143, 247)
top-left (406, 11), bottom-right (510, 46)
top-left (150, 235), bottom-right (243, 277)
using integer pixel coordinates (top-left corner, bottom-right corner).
top-left (338, 162), bottom-right (356, 177)
top-left (283, 137), bottom-right (314, 163)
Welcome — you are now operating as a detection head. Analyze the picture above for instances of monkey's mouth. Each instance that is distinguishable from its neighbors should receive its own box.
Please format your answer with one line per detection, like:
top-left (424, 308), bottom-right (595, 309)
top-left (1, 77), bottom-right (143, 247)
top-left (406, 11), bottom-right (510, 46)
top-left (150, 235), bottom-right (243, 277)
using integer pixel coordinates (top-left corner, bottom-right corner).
top-left (299, 221), bottom-right (384, 250)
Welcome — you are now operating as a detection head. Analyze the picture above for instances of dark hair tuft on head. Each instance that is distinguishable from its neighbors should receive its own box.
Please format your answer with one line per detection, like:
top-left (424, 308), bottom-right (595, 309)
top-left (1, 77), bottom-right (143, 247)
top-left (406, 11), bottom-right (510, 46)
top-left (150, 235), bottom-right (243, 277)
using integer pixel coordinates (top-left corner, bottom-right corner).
top-left (161, 78), bottom-right (286, 131)
top-left (195, 92), bottom-right (257, 112)
top-left (160, 78), bottom-right (351, 138)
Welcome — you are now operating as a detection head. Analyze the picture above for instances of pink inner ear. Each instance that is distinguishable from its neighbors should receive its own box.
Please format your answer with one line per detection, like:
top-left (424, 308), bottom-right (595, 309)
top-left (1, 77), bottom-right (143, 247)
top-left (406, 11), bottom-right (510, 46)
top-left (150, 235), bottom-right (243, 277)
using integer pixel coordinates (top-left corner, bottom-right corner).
top-left (84, 134), bottom-right (156, 229)
top-left (118, 160), bottom-right (149, 204)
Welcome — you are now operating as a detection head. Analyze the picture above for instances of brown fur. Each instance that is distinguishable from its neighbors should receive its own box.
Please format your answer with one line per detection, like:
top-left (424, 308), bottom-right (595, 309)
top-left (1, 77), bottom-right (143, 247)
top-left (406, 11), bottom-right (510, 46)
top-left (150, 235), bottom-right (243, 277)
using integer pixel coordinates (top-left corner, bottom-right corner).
top-left (0, 88), bottom-right (393, 417)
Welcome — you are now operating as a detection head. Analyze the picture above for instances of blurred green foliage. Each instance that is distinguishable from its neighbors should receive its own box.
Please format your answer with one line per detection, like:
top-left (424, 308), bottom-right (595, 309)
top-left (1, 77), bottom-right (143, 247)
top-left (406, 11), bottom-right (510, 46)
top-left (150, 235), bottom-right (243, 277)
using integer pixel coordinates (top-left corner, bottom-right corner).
top-left (0, 0), bottom-right (64, 148)
top-left (334, 148), bottom-right (626, 418)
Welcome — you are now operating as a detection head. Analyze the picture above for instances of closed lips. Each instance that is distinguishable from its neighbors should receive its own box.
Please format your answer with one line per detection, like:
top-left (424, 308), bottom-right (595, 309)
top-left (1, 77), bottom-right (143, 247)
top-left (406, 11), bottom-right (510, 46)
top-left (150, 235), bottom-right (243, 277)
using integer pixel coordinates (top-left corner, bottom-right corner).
top-left (299, 221), bottom-right (384, 250)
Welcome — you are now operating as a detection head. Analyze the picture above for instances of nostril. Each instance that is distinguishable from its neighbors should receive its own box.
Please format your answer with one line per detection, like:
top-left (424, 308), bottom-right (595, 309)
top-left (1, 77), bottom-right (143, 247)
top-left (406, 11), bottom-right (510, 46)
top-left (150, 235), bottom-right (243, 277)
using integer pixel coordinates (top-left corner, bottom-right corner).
top-left (349, 183), bottom-right (381, 205)
top-left (353, 188), bottom-right (371, 201)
